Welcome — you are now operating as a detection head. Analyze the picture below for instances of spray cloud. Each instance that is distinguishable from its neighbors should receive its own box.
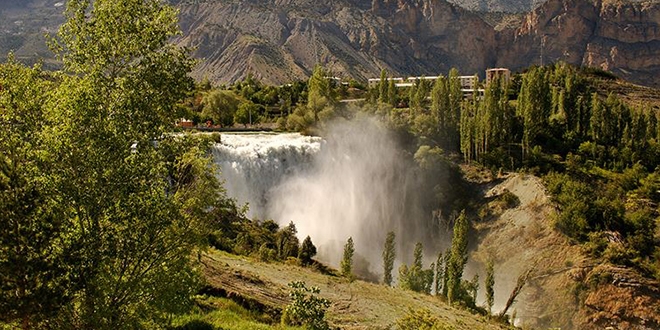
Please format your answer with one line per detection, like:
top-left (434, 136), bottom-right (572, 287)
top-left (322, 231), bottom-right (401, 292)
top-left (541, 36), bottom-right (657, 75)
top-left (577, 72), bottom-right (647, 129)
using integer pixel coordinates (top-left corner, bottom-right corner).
top-left (213, 118), bottom-right (450, 277)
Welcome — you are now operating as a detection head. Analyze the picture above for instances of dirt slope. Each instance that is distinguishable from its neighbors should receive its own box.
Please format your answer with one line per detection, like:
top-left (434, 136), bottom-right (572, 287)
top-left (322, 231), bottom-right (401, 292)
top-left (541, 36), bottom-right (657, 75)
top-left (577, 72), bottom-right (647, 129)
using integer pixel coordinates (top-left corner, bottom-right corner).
top-left (472, 173), bottom-right (660, 329)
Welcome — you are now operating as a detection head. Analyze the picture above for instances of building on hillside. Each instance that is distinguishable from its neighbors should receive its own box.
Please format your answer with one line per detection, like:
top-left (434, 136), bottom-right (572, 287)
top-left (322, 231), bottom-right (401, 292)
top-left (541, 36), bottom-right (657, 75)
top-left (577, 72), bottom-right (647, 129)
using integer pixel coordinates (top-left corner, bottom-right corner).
top-left (485, 68), bottom-right (511, 85)
top-left (457, 75), bottom-right (478, 90)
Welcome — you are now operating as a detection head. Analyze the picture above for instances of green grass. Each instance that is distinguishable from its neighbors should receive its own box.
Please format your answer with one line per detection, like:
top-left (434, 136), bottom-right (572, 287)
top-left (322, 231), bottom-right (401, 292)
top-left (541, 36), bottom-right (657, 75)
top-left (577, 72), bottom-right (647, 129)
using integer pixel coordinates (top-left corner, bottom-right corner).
top-left (171, 296), bottom-right (303, 330)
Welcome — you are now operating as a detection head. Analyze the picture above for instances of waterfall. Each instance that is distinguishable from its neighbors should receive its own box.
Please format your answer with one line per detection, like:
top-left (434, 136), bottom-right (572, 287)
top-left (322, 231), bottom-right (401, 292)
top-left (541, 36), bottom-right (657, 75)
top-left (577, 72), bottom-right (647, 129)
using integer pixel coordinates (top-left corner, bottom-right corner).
top-left (211, 121), bottom-right (444, 276)
top-left (211, 132), bottom-right (323, 220)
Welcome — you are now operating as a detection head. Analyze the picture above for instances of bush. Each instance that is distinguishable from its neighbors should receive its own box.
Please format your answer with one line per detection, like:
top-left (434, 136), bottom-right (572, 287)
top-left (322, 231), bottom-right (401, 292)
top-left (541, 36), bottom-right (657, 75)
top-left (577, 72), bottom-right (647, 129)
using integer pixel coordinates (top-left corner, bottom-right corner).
top-left (281, 281), bottom-right (330, 330)
top-left (500, 189), bottom-right (520, 208)
top-left (257, 243), bottom-right (276, 262)
top-left (395, 308), bottom-right (454, 330)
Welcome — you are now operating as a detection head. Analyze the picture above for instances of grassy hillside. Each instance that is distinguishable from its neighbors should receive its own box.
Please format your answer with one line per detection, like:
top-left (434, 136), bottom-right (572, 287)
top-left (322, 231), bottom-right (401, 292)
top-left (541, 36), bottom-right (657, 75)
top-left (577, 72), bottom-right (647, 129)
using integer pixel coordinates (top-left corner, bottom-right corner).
top-left (192, 250), bottom-right (511, 330)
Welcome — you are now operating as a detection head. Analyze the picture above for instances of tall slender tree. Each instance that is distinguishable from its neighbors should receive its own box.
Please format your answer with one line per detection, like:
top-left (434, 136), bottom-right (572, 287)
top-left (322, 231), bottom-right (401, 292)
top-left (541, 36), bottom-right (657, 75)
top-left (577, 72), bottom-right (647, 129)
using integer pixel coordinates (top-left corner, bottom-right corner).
top-left (485, 259), bottom-right (495, 314)
top-left (382, 232), bottom-right (396, 286)
top-left (379, 69), bottom-right (388, 103)
top-left (434, 251), bottom-right (443, 296)
top-left (447, 210), bottom-right (469, 304)
top-left (341, 237), bottom-right (355, 279)
top-left (517, 67), bottom-right (551, 158)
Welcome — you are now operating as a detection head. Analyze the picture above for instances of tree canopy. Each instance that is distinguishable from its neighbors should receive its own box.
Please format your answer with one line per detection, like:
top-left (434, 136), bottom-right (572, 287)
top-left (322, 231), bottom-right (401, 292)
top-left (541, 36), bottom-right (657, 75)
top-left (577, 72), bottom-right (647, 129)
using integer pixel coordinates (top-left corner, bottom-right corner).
top-left (0, 0), bottom-right (225, 328)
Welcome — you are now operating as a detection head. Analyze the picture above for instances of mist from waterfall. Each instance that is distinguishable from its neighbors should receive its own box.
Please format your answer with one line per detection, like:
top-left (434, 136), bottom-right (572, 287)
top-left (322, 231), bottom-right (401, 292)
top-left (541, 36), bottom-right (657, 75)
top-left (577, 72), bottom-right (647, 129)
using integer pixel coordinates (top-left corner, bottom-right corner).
top-left (212, 119), bottom-right (448, 276)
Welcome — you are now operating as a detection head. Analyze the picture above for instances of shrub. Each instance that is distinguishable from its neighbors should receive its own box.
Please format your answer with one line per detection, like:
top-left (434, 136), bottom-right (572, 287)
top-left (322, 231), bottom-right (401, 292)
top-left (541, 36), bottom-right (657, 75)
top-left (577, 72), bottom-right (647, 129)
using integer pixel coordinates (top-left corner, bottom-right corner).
top-left (281, 281), bottom-right (330, 330)
top-left (257, 243), bottom-right (276, 262)
top-left (298, 236), bottom-right (317, 266)
top-left (395, 308), bottom-right (455, 330)
top-left (499, 189), bottom-right (520, 208)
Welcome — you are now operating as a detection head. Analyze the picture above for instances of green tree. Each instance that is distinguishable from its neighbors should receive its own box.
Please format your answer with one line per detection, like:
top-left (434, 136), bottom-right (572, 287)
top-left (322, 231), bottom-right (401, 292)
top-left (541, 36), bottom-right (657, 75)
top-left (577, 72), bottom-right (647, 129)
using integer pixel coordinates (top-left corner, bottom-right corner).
top-left (382, 231), bottom-right (396, 286)
top-left (307, 65), bottom-right (336, 123)
top-left (0, 59), bottom-right (76, 329)
top-left (399, 242), bottom-right (433, 294)
top-left (234, 102), bottom-right (259, 127)
top-left (388, 77), bottom-right (397, 106)
top-left (276, 222), bottom-right (300, 260)
top-left (202, 89), bottom-right (241, 127)
top-left (379, 69), bottom-right (388, 103)
top-left (434, 251), bottom-right (443, 296)
top-left (447, 210), bottom-right (469, 304)
top-left (414, 77), bottom-right (430, 112)
top-left (39, 0), bottom-right (217, 327)
top-left (341, 237), bottom-right (355, 278)
top-left (441, 248), bottom-right (451, 298)
top-left (298, 236), bottom-right (317, 266)
top-left (517, 66), bottom-right (551, 158)
top-left (287, 65), bottom-right (337, 131)
top-left (485, 259), bottom-right (495, 314)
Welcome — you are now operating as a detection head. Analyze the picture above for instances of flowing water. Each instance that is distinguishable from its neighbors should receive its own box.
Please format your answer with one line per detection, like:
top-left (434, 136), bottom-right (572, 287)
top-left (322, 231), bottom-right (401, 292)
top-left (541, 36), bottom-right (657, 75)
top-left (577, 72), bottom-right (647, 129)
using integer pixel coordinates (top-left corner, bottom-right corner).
top-left (211, 120), bottom-right (445, 276)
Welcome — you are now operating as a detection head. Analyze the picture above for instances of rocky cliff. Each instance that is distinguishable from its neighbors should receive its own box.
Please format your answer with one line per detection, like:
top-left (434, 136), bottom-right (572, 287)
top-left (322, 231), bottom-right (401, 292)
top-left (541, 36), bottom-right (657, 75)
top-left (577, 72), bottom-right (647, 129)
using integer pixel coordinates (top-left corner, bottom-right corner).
top-left (473, 173), bottom-right (660, 330)
top-left (173, 0), bottom-right (660, 87)
top-left (497, 0), bottom-right (660, 87)
top-left (175, 0), bottom-right (497, 85)
top-left (1, 0), bottom-right (659, 86)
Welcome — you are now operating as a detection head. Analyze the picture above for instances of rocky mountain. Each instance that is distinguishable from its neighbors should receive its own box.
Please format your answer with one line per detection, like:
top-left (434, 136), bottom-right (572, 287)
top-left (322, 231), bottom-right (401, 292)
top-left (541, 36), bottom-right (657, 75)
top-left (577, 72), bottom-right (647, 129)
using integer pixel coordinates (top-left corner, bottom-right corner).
top-left (174, 0), bottom-right (660, 87)
top-left (0, 0), bottom-right (64, 67)
top-left (1, 0), bottom-right (660, 87)
top-left (497, 0), bottom-right (660, 88)
top-left (445, 0), bottom-right (545, 12)
top-left (175, 0), bottom-right (497, 84)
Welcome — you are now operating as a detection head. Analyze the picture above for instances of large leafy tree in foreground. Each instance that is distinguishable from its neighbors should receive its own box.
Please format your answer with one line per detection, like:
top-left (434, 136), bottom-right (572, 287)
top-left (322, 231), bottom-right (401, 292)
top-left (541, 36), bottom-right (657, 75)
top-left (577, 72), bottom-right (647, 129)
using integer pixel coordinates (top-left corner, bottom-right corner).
top-left (1, 0), bottom-right (223, 328)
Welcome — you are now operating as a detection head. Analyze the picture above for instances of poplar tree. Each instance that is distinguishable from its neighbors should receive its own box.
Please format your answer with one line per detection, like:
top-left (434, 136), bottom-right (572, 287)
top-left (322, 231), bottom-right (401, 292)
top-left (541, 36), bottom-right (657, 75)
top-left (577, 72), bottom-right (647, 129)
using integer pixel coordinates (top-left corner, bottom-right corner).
top-left (399, 242), bottom-right (433, 294)
top-left (408, 79), bottom-right (418, 110)
top-left (341, 237), bottom-right (355, 279)
top-left (447, 210), bottom-right (469, 304)
top-left (517, 67), bottom-right (551, 158)
top-left (434, 251), bottom-right (443, 296)
top-left (382, 232), bottom-right (396, 286)
top-left (388, 78), bottom-right (397, 106)
top-left (415, 77), bottom-right (430, 112)
top-left (379, 69), bottom-right (388, 103)
top-left (298, 236), bottom-right (317, 266)
top-left (485, 259), bottom-right (495, 314)
top-left (441, 248), bottom-right (451, 298)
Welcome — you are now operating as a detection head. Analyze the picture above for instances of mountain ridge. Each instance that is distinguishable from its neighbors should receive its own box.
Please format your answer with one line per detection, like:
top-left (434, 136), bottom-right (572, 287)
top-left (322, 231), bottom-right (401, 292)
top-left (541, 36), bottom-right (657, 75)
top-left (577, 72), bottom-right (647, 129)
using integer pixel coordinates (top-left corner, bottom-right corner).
top-left (174, 0), bottom-right (660, 87)
top-left (1, 0), bottom-right (660, 87)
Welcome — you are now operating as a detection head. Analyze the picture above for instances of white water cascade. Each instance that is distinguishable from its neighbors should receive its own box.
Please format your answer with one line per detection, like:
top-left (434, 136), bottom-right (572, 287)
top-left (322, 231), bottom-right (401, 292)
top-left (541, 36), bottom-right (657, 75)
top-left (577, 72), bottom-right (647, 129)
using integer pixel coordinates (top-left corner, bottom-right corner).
top-left (211, 132), bottom-right (323, 220)
top-left (211, 120), bottom-right (443, 276)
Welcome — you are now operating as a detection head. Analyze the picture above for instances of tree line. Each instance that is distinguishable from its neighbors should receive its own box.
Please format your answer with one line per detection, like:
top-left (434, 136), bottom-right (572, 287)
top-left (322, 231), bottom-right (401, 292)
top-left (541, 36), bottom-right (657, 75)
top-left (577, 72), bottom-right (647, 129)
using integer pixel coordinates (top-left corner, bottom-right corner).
top-left (367, 64), bottom-right (660, 281)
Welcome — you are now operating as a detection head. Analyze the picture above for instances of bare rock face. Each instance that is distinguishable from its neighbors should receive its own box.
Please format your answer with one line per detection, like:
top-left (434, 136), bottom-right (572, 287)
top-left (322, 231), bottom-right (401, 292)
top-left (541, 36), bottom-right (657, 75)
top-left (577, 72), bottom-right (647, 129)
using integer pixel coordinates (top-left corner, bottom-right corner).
top-left (2, 0), bottom-right (659, 87)
top-left (497, 0), bottom-right (660, 87)
top-left (176, 0), bottom-right (660, 87)
top-left (176, 0), bottom-right (497, 85)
